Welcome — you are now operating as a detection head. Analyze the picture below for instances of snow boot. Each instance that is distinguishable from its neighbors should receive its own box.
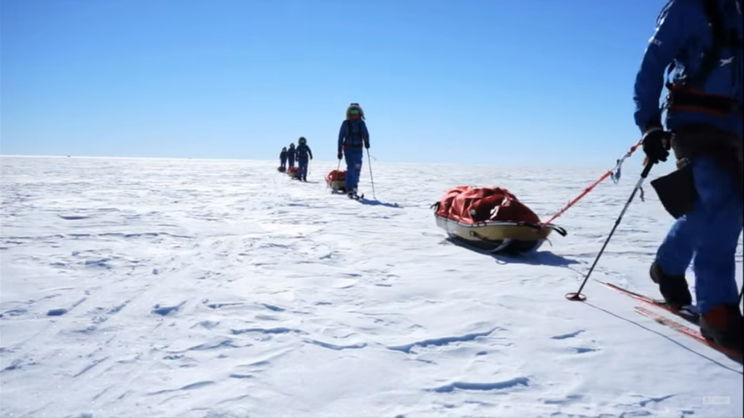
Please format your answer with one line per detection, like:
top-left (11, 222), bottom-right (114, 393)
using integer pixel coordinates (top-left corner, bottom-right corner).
top-left (700, 305), bottom-right (743, 351)
top-left (650, 262), bottom-right (692, 308)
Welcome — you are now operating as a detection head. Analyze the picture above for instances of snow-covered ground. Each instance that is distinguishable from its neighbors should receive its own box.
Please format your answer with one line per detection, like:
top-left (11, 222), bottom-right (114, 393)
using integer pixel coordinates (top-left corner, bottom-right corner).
top-left (1, 155), bottom-right (742, 417)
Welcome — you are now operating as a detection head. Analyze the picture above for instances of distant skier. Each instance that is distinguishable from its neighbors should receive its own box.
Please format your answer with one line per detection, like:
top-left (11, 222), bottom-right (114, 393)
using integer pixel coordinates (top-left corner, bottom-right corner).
top-left (296, 137), bottom-right (313, 182)
top-left (287, 143), bottom-right (296, 169)
top-left (337, 103), bottom-right (370, 197)
top-left (279, 146), bottom-right (288, 172)
top-left (634, 0), bottom-right (742, 350)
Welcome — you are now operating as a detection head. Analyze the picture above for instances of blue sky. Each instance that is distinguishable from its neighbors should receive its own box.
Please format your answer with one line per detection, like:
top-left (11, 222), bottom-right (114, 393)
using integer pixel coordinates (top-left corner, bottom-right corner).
top-left (1, 0), bottom-right (665, 165)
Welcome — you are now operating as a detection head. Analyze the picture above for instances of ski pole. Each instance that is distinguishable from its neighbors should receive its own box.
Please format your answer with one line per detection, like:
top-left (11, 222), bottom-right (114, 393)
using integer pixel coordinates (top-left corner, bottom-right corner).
top-left (366, 148), bottom-right (376, 199)
top-left (566, 162), bottom-right (654, 301)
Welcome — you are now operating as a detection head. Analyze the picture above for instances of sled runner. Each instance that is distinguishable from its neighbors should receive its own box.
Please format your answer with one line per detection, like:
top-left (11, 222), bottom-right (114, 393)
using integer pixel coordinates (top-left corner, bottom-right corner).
top-left (433, 186), bottom-right (566, 253)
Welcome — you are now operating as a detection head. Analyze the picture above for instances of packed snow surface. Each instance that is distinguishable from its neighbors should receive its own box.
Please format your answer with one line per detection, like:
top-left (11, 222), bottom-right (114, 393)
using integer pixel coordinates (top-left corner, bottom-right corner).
top-left (1, 156), bottom-right (742, 417)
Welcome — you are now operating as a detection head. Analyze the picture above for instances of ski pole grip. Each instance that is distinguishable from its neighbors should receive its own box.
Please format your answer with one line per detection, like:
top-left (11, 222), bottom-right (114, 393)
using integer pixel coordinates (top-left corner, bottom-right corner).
top-left (640, 162), bottom-right (654, 179)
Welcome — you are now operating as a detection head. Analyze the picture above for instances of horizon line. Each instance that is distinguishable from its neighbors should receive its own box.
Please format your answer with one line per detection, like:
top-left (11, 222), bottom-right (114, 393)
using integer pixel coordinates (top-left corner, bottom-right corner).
top-left (0, 152), bottom-right (620, 170)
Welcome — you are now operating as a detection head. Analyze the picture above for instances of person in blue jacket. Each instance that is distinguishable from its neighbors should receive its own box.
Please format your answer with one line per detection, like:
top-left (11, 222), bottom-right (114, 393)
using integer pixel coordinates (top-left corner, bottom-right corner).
top-left (296, 137), bottom-right (313, 182)
top-left (279, 147), bottom-right (288, 172)
top-left (337, 103), bottom-right (370, 196)
top-left (287, 143), bottom-right (296, 169)
top-left (634, 0), bottom-right (742, 349)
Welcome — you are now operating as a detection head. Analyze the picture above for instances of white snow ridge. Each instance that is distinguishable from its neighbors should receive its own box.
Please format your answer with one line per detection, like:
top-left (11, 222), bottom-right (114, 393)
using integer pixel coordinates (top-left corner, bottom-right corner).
top-left (1, 156), bottom-right (742, 417)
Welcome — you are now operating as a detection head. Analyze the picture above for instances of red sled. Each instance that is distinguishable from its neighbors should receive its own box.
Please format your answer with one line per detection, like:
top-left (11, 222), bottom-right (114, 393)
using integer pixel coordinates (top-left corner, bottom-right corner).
top-left (325, 170), bottom-right (346, 192)
top-left (433, 186), bottom-right (566, 253)
top-left (287, 166), bottom-right (299, 179)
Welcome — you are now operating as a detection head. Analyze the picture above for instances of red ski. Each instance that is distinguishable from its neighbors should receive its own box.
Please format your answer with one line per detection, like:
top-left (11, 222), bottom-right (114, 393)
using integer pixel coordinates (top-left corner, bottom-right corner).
top-left (634, 305), bottom-right (742, 361)
top-left (601, 281), bottom-right (698, 323)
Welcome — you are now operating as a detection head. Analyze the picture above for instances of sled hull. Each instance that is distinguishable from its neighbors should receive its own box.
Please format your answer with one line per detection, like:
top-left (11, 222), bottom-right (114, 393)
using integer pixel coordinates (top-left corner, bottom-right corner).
top-left (326, 179), bottom-right (345, 192)
top-left (435, 215), bottom-right (556, 253)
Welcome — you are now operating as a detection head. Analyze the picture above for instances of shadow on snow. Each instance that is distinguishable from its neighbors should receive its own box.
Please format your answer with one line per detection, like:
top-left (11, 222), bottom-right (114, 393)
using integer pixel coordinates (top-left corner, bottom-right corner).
top-left (357, 198), bottom-right (402, 208)
top-left (445, 237), bottom-right (580, 267)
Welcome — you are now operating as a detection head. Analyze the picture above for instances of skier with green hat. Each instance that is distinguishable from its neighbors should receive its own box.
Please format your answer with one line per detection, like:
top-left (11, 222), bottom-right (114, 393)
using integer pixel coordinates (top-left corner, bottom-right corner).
top-left (337, 103), bottom-right (370, 198)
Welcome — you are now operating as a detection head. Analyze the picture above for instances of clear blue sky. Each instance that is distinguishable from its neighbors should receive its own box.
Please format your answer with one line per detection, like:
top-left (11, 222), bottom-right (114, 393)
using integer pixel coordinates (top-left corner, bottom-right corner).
top-left (1, 0), bottom-right (665, 165)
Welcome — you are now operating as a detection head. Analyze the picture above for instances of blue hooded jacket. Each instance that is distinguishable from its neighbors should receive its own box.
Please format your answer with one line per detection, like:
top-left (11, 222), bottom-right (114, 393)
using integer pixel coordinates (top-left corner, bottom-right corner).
top-left (338, 119), bottom-right (370, 154)
top-left (296, 144), bottom-right (313, 162)
top-left (634, 0), bottom-right (743, 137)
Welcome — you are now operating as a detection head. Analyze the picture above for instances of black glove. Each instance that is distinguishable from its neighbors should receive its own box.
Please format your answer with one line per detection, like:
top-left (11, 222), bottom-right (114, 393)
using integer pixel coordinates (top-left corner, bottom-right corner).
top-left (364, 141), bottom-right (370, 149)
top-left (337, 152), bottom-right (343, 160)
top-left (642, 127), bottom-right (671, 164)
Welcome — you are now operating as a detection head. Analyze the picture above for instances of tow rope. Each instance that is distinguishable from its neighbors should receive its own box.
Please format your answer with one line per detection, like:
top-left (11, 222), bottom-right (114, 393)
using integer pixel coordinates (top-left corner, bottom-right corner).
top-left (541, 139), bottom-right (644, 226)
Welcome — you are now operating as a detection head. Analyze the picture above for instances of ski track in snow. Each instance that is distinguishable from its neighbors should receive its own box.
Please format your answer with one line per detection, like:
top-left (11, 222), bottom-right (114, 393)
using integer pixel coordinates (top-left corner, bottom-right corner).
top-left (0, 156), bottom-right (742, 417)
